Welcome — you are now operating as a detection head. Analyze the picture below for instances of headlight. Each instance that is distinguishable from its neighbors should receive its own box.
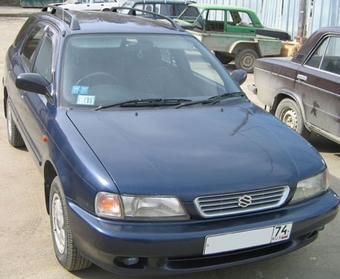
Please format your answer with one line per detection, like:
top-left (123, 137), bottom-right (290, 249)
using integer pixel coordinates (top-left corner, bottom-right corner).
top-left (290, 169), bottom-right (330, 204)
top-left (95, 192), bottom-right (188, 220)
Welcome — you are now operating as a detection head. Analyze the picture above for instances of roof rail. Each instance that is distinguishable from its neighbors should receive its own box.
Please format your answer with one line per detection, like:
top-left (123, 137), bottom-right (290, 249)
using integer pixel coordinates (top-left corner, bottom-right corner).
top-left (111, 7), bottom-right (183, 32)
top-left (42, 5), bottom-right (81, 31)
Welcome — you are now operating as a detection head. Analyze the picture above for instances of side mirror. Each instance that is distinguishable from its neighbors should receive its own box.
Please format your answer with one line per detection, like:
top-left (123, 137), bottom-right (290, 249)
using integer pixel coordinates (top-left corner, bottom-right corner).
top-left (231, 69), bottom-right (247, 86)
top-left (16, 73), bottom-right (51, 96)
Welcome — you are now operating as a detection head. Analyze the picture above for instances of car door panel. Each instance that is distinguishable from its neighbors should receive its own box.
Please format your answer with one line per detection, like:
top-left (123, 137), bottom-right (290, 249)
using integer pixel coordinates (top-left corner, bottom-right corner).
top-left (296, 66), bottom-right (340, 136)
top-left (295, 35), bottom-right (340, 137)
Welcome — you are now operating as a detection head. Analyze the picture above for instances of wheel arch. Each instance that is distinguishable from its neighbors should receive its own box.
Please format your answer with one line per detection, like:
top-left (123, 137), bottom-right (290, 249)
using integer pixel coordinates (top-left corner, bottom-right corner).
top-left (271, 91), bottom-right (308, 127)
top-left (230, 42), bottom-right (259, 56)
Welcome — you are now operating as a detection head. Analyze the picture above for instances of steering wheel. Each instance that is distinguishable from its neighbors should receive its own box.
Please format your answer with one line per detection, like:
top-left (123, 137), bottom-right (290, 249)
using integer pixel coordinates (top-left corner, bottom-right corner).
top-left (76, 72), bottom-right (118, 86)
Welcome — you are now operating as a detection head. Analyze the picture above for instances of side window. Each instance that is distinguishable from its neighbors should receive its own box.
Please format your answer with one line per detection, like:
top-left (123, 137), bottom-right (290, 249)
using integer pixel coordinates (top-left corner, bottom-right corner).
top-left (21, 25), bottom-right (45, 67)
top-left (237, 12), bottom-right (254, 26)
top-left (14, 18), bottom-right (36, 47)
top-left (228, 11), bottom-right (253, 26)
top-left (34, 35), bottom-right (53, 83)
top-left (158, 4), bottom-right (171, 16)
top-left (205, 10), bottom-right (225, 32)
top-left (206, 9), bottom-right (224, 21)
top-left (174, 4), bottom-right (189, 16)
top-left (306, 36), bottom-right (340, 74)
top-left (179, 7), bottom-right (200, 20)
top-left (134, 4), bottom-right (151, 15)
top-left (320, 37), bottom-right (340, 74)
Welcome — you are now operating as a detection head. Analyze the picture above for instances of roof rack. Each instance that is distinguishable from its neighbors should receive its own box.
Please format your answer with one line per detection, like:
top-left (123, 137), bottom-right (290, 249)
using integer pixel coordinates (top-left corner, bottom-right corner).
top-left (111, 7), bottom-right (183, 32)
top-left (42, 5), bottom-right (80, 31)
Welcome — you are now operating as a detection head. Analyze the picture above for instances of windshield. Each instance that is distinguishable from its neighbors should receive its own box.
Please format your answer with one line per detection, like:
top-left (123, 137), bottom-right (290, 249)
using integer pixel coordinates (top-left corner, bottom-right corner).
top-left (60, 34), bottom-right (241, 108)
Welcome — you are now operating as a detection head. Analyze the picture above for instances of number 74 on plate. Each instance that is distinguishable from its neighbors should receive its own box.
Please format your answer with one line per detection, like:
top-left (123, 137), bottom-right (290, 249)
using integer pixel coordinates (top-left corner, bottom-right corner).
top-left (271, 223), bottom-right (293, 243)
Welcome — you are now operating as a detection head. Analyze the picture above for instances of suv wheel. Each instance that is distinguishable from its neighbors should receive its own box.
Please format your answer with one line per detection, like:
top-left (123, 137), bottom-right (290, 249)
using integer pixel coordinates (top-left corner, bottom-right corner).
top-left (275, 98), bottom-right (310, 138)
top-left (50, 177), bottom-right (92, 271)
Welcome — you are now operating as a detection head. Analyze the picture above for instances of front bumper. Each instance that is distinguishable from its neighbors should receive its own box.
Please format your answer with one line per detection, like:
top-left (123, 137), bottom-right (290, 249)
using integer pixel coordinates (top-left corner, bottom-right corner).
top-left (68, 190), bottom-right (339, 275)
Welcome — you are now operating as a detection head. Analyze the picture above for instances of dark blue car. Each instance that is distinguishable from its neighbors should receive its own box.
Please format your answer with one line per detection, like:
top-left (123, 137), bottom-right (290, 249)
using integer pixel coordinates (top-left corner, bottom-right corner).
top-left (3, 6), bottom-right (339, 275)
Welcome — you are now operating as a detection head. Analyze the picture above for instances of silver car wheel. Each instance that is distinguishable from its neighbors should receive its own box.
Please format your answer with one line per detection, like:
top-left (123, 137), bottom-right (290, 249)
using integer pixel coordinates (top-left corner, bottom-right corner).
top-left (280, 107), bottom-right (297, 130)
top-left (51, 192), bottom-right (66, 255)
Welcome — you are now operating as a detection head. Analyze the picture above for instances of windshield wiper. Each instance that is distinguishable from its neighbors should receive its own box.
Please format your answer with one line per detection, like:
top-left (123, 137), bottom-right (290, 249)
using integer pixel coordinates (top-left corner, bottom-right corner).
top-left (175, 92), bottom-right (245, 108)
top-left (95, 98), bottom-right (192, 111)
top-left (203, 92), bottom-right (245, 104)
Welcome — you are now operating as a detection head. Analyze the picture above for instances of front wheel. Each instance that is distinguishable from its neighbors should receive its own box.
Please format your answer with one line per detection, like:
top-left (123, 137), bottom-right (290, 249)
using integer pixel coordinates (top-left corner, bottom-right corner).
top-left (235, 49), bottom-right (259, 73)
top-left (275, 98), bottom-right (310, 138)
top-left (49, 177), bottom-right (92, 271)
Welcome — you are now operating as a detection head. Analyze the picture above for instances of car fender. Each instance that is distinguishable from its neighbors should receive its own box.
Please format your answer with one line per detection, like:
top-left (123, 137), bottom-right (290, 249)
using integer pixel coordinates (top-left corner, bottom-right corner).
top-left (228, 41), bottom-right (258, 56)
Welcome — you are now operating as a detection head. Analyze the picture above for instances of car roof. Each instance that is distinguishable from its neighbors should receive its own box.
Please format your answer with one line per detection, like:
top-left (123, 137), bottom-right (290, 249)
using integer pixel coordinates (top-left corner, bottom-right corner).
top-left (291, 26), bottom-right (340, 63)
top-left (37, 6), bottom-right (186, 35)
top-left (187, 3), bottom-right (255, 13)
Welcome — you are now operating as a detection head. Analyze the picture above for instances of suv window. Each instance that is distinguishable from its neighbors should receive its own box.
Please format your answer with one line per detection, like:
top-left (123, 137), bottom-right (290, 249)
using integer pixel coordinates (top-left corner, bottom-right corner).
top-left (61, 34), bottom-right (237, 107)
top-left (21, 26), bottom-right (45, 65)
top-left (34, 35), bottom-right (53, 83)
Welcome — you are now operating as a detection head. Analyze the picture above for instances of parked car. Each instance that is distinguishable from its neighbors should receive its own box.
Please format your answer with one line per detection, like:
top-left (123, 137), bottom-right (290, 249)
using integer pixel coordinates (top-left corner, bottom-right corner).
top-left (3, 5), bottom-right (339, 276)
top-left (54, 0), bottom-right (119, 11)
top-left (175, 4), bottom-right (290, 72)
top-left (118, 0), bottom-right (198, 18)
top-left (251, 26), bottom-right (340, 145)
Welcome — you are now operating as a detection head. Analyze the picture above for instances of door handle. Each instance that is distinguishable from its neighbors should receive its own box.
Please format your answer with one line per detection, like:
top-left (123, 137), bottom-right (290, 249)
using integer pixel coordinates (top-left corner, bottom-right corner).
top-left (297, 74), bottom-right (307, 81)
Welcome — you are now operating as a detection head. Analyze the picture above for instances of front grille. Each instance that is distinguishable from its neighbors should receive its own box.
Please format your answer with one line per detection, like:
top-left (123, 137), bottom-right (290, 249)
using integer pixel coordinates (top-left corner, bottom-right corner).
top-left (194, 186), bottom-right (290, 218)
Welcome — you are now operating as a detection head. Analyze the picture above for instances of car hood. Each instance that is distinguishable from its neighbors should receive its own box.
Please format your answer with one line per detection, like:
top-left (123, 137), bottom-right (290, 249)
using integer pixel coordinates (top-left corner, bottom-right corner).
top-left (67, 102), bottom-right (324, 200)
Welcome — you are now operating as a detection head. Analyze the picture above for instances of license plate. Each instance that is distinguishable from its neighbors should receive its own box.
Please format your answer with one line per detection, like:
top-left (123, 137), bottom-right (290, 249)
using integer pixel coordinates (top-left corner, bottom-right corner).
top-left (203, 223), bottom-right (293, 255)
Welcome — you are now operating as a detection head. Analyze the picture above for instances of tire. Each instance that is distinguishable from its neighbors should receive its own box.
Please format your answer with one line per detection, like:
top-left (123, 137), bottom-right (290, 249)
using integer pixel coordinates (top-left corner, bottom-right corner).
top-left (275, 98), bottom-right (310, 138)
top-left (49, 177), bottom-right (92, 271)
top-left (214, 51), bottom-right (233, 64)
top-left (6, 99), bottom-right (25, 148)
top-left (235, 49), bottom-right (259, 73)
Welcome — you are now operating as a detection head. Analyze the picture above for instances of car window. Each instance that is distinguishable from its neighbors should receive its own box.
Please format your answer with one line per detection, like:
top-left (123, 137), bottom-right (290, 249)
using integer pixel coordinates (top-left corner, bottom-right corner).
top-left (305, 36), bottom-right (340, 74)
top-left (133, 4), bottom-right (153, 14)
top-left (61, 34), bottom-right (238, 108)
top-left (320, 36), bottom-right (340, 74)
top-left (158, 4), bottom-right (171, 15)
top-left (21, 25), bottom-right (45, 68)
top-left (179, 6), bottom-right (200, 20)
top-left (234, 11), bottom-right (254, 26)
top-left (34, 35), bottom-right (53, 83)
top-left (207, 9), bottom-right (224, 21)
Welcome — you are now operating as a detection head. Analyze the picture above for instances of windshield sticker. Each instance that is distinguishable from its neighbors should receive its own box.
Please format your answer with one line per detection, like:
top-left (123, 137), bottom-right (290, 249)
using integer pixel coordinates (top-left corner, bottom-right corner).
top-left (76, 95), bottom-right (95, 106)
top-left (72, 85), bottom-right (89, 95)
